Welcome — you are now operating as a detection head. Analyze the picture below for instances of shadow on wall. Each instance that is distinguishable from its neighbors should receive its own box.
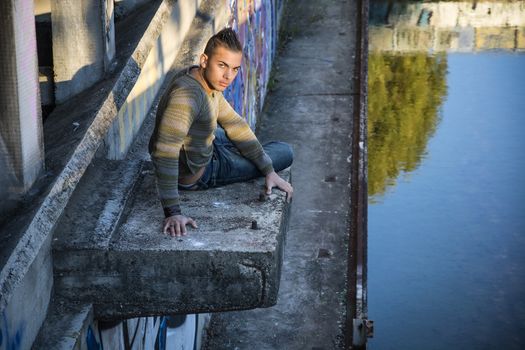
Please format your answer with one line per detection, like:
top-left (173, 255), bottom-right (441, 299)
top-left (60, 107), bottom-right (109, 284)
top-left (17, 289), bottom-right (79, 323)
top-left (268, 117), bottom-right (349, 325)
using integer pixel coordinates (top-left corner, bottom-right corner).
top-left (50, 0), bottom-right (106, 105)
top-left (53, 62), bottom-right (101, 105)
top-left (0, 136), bottom-right (20, 220)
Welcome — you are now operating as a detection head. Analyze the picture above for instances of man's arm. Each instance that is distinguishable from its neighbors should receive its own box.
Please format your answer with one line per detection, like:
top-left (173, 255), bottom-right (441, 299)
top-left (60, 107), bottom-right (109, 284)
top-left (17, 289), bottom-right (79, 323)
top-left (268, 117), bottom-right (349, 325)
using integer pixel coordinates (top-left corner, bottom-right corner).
top-left (217, 94), bottom-right (293, 200)
top-left (150, 86), bottom-right (200, 236)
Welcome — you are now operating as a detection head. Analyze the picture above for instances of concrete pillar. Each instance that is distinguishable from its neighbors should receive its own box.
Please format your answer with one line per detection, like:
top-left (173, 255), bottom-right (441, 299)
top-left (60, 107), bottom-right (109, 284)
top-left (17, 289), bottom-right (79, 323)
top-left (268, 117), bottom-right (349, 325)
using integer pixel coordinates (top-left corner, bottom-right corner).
top-left (51, 0), bottom-right (115, 104)
top-left (0, 0), bottom-right (44, 203)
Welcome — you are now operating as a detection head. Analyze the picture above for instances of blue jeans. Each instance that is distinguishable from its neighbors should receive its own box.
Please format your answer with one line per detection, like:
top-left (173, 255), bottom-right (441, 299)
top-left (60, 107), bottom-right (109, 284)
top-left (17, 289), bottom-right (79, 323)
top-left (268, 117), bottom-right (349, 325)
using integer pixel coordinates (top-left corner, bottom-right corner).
top-left (189, 127), bottom-right (293, 190)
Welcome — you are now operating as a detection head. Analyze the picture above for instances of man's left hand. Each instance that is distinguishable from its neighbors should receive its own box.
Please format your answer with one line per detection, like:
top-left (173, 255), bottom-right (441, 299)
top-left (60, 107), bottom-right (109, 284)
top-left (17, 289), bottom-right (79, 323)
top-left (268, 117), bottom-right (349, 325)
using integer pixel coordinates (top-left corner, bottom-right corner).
top-left (265, 171), bottom-right (293, 202)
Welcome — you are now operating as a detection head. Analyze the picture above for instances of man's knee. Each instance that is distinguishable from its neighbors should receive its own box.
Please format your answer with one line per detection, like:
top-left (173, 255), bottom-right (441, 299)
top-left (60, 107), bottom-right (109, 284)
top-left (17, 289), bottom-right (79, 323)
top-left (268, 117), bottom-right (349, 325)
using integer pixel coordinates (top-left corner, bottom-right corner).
top-left (281, 142), bottom-right (294, 166)
top-left (267, 141), bottom-right (293, 171)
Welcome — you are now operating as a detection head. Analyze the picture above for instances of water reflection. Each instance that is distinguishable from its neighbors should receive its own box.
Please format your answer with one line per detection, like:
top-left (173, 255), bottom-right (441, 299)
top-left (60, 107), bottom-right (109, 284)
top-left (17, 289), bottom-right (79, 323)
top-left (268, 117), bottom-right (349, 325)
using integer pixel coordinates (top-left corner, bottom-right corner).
top-left (370, 0), bottom-right (525, 53)
top-left (368, 52), bottom-right (447, 199)
top-left (368, 1), bottom-right (525, 349)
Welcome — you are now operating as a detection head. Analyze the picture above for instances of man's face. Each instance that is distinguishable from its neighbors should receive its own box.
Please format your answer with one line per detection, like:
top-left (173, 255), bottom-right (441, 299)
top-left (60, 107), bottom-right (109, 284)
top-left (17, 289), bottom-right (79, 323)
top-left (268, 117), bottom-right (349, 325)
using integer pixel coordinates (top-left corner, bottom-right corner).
top-left (201, 46), bottom-right (243, 92)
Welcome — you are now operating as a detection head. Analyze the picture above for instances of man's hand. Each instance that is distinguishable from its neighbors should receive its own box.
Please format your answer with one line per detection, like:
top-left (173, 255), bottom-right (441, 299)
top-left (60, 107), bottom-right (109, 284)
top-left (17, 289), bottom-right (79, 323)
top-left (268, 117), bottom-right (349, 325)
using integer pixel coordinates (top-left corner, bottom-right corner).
top-left (265, 171), bottom-right (293, 202)
top-left (163, 215), bottom-right (198, 237)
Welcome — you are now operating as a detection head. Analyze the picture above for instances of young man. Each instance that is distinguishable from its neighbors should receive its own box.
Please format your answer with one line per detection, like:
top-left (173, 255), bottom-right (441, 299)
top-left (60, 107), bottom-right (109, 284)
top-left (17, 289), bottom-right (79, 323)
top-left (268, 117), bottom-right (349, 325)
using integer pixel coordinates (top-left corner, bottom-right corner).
top-left (149, 28), bottom-right (293, 237)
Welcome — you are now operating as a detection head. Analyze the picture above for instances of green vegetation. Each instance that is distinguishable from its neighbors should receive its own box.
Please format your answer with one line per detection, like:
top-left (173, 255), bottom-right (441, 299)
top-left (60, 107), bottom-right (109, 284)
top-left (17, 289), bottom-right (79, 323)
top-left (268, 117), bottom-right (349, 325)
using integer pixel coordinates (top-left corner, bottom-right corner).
top-left (368, 52), bottom-right (448, 199)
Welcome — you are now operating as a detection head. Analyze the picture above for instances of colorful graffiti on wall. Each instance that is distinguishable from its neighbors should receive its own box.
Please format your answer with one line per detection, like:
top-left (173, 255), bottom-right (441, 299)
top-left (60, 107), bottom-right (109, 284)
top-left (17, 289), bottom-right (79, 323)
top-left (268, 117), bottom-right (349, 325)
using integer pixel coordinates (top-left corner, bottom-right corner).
top-left (223, 0), bottom-right (284, 129)
top-left (84, 314), bottom-right (208, 350)
top-left (0, 312), bottom-right (25, 350)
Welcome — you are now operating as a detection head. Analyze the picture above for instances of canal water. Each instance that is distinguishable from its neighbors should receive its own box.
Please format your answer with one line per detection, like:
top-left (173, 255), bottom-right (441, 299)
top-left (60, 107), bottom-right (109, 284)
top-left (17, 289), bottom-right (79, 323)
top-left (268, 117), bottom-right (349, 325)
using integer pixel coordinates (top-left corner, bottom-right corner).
top-left (367, 1), bottom-right (525, 349)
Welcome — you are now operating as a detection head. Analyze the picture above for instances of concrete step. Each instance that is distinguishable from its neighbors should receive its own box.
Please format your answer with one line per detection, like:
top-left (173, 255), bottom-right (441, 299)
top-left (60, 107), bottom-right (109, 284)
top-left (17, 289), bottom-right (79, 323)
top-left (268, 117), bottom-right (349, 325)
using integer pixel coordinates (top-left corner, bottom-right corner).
top-left (32, 299), bottom-right (94, 350)
top-left (53, 160), bottom-right (291, 320)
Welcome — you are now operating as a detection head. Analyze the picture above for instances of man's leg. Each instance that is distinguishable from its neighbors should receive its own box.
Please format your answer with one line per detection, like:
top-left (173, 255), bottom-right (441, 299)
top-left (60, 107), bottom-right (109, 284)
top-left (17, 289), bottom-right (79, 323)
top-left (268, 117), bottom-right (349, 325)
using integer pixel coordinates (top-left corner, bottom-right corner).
top-left (199, 127), bottom-right (293, 188)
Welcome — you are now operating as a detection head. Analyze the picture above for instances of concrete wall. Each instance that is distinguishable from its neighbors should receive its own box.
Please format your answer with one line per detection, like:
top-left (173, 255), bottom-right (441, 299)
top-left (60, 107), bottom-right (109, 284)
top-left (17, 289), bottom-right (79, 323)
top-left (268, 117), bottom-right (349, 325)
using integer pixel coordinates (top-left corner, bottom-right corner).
top-left (114, 0), bottom-right (152, 20)
top-left (0, 234), bottom-right (53, 350)
top-left (0, 0), bottom-right (44, 207)
top-left (51, 0), bottom-right (115, 103)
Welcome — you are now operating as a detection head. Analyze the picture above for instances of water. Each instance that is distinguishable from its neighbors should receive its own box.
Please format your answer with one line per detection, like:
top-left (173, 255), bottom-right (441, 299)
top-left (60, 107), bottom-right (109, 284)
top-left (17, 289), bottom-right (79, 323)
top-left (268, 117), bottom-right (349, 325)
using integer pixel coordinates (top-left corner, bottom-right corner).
top-left (367, 2), bottom-right (525, 349)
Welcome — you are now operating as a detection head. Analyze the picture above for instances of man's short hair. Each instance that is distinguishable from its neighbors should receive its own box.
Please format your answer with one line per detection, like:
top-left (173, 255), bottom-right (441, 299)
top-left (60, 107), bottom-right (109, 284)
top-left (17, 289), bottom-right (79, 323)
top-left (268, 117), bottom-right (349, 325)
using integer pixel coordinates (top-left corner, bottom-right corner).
top-left (204, 28), bottom-right (242, 57)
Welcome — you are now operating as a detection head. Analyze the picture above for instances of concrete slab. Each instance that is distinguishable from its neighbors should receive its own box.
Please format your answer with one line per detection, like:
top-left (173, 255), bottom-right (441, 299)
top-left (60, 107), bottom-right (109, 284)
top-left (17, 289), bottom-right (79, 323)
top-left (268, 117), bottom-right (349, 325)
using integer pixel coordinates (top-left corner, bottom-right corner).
top-left (53, 162), bottom-right (291, 320)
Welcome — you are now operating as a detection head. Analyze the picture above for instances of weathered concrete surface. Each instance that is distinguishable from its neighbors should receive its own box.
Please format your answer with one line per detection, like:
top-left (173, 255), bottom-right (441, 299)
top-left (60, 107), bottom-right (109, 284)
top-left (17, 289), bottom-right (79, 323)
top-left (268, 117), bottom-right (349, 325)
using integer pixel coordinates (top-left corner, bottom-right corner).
top-left (50, 0), bottom-right (110, 103)
top-left (0, 0), bottom-right (44, 198)
top-left (203, 0), bottom-right (359, 348)
top-left (32, 301), bottom-right (94, 350)
top-left (52, 162), bottom-right (290, 320)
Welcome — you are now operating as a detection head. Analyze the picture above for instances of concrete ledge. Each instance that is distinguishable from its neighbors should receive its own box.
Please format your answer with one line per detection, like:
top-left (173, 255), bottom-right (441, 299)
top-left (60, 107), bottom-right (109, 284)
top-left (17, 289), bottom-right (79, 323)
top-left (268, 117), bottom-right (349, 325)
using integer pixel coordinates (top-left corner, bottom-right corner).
top-left (53, 163), bottom-right (290, 320)
top-left (32, 301), bottom-right (94, 350)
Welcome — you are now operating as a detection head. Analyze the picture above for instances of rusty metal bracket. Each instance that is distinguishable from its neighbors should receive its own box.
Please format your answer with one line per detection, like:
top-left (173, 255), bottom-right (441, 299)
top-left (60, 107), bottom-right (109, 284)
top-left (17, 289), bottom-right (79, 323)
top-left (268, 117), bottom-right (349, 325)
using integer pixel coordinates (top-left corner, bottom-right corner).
top-left (353, 318), bottom-right (374, 347)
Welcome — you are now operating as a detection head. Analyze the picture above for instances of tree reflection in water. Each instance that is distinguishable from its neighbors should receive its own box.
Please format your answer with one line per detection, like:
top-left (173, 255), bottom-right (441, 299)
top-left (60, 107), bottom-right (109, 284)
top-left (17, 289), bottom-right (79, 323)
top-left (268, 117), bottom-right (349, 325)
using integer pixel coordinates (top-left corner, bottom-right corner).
top-left (368, 52), bottom-right (448, 200)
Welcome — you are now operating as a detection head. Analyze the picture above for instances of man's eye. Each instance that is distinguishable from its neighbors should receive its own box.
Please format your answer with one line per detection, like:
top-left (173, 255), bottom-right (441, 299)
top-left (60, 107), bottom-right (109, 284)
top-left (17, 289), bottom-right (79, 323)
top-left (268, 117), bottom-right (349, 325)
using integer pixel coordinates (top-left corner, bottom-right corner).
top-left (233, 68), bottom-right (239, 72)
top-left (218, 63), bottom-right (225, 68)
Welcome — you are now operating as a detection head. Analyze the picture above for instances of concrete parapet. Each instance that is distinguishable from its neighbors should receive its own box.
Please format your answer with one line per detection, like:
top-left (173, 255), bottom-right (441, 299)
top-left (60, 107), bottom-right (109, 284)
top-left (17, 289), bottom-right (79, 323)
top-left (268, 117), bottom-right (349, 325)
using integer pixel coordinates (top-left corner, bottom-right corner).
top-left (32, 301), bottom-right (94, 350)
top-left (53, 161), bottom-right (290, 320)
top-left (0, 232), bottom-right (53, 350)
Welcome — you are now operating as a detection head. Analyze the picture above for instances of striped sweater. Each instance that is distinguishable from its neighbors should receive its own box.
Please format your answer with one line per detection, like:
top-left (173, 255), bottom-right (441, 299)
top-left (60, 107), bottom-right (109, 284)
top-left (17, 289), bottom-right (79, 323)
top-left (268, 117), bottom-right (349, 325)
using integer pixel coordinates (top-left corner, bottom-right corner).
top-left (149, 67), bottom-right (274, 217)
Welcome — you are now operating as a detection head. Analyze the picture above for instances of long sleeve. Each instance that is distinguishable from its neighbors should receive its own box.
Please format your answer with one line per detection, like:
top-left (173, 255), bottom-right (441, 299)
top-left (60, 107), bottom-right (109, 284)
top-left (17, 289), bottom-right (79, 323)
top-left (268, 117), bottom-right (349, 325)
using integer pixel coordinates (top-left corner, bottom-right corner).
top-left (149, 86), bottom-right (201, 217)
top-left (217, 94), bottom-right (274, 175)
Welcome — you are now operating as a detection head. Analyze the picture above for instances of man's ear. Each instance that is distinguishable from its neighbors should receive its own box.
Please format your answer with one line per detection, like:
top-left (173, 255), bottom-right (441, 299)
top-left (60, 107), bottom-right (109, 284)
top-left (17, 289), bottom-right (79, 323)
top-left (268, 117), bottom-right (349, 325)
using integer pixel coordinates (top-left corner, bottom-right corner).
top-left (200, 53), bottom-right (208, 68)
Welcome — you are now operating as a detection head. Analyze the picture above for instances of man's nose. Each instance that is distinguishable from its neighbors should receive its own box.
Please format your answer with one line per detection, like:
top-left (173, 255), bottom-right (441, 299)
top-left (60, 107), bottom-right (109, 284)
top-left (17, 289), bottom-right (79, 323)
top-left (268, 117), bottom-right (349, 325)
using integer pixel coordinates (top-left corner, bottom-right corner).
top-left (224, 69), bottom-right (233, 79)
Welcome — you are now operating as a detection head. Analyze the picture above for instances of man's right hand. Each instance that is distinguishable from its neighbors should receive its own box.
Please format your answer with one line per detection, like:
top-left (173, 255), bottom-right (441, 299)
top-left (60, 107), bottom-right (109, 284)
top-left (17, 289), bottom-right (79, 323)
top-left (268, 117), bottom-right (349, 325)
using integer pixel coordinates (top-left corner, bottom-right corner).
top-left (163, 215), bottom-right (198, 237)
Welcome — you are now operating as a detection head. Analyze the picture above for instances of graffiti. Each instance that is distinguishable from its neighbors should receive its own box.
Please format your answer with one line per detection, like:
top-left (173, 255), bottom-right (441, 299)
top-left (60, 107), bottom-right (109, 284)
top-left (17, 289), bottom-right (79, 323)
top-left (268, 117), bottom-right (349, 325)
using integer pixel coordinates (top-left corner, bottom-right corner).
top-left (86, 326), bottom-right (101, 350)
top-left (86, 315), bottom-right (203, 350)
top-left (0, 312), bottom-right (25, 350)
top-left (224, 0), bottom-right (283, 129)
